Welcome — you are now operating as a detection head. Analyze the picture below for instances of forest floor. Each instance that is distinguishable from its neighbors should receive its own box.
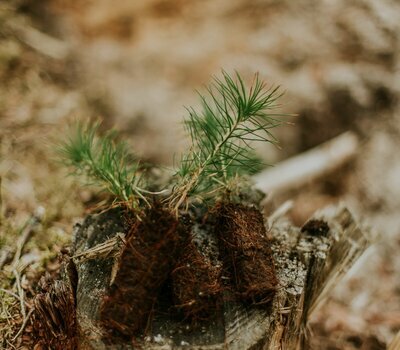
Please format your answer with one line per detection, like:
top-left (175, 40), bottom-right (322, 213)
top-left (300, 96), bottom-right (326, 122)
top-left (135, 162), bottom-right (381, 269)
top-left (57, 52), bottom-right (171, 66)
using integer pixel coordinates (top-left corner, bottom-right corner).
top-left (0, 0), bottom-right (399, 348)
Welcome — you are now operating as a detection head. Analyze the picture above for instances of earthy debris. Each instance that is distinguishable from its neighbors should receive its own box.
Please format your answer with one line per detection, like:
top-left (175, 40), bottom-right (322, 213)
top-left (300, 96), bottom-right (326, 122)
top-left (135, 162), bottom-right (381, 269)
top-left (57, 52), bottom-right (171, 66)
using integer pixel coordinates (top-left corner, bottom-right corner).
top-left (99, 203), bottom-right (189, 340)
top-left (171, 239), bottom-right (222, 322)
top-left (214, 203), bottom-right (278, 304)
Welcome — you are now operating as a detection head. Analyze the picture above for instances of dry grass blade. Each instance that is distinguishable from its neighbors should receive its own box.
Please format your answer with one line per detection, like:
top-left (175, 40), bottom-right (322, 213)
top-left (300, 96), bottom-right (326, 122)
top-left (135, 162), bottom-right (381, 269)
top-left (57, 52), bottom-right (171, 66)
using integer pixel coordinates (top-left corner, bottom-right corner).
top-left (12, 308), bottom-right (33, 341)
top-left (72, 233), bottom-right (126, 262)
top-left (11, 208), bottom-right (44, 269)
top-left (13, 269), bottom-right (26, 321)
top-left (253, 131), bottom-right (359, 195)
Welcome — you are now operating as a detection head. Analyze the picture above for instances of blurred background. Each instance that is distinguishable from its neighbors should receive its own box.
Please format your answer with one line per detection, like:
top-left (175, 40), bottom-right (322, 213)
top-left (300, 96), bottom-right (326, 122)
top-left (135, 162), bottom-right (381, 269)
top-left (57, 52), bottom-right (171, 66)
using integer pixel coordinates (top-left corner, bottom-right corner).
top-left (0, 0), bottom-right (399, 348)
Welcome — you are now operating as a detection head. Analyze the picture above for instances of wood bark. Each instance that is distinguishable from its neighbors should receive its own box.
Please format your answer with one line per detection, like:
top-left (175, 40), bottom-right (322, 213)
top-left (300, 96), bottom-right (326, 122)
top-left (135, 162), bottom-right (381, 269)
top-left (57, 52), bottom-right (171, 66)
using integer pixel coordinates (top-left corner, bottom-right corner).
top-left (68, 205), bottom-right (370, 349)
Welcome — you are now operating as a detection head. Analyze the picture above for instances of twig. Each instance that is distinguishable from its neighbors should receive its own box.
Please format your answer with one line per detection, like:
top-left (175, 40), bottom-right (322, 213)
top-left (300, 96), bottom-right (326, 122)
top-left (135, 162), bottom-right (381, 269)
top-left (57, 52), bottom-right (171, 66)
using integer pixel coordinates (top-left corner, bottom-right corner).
top-left (267, 200), bottom-right (294, 228)
top-left (10, 269), bottom-right (35, 343)
top-left (10, 21), bottom-right (69, 60)
top-left (12, 219), bottom-right (35, 268)
top-left (0, 288), bottom-right (31, 308)
top-left (72, 232), bottom-right (126, 262)
top-left (5, 340), bottom-right (17, 350)
top-left (13, 269), bottom-right (26, 321)
top-left (12, 308), bottom-right (34, 341)
top-left (0, 247), bottom-right (12, 271)
top-left (11, 207), bottom-right (44, 269)
top-left (253, 131), bottom-right (359, 195)
top-left (0, 288), bottom-right (22, 301)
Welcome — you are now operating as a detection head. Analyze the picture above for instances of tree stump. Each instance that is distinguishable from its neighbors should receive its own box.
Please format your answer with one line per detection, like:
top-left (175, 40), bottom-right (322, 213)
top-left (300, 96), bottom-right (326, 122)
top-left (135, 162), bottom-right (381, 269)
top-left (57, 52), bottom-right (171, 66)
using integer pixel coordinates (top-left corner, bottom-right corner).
top-left (55, 204), bottom-right (370, 350)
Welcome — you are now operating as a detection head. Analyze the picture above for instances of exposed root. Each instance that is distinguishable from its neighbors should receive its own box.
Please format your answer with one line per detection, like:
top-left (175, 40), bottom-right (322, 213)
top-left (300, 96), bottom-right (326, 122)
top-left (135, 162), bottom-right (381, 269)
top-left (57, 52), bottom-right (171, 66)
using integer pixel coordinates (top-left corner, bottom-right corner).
top-left (171, 240), bottom-right (222, 322)
top-left (213, 202), bottom-right (278, 304)
top-left (99, 203), bottom-right (190, 340)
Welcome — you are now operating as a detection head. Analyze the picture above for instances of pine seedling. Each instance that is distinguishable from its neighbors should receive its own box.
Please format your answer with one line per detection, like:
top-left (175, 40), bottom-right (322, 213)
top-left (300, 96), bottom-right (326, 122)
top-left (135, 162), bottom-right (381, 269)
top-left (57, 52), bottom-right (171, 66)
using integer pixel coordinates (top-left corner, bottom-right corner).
top-left (169, 71), bottom-right (286, 213)
top-left (58, 121), bottom-right (149, 209)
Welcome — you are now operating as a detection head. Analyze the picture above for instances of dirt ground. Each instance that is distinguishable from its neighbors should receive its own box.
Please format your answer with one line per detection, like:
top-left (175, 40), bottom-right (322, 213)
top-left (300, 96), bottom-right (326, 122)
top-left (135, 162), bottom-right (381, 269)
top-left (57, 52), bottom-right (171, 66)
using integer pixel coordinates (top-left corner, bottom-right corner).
top-left (0, 0), bottom-right (399, 348)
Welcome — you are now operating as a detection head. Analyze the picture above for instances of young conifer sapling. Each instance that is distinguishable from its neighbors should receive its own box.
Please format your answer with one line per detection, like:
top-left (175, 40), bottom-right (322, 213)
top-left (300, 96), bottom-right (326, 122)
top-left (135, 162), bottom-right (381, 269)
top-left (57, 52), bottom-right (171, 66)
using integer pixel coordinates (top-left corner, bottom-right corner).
top-left (58, 71), bottom-right (287, 337)
top-left (59, 123), bottom-right (189, 338)
top-left (170, 71), bottom-right (286, 314)
top-left (58, 121), bottom-right (148, 210)
top-left (169, 71), bottom-right (284, 211)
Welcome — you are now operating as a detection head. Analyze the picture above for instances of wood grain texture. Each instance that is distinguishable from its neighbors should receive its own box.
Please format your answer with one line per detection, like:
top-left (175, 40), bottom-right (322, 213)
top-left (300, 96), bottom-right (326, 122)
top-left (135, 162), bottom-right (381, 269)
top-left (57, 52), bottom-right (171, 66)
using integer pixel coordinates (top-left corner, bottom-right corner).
top-left (71, 206), bottom-right (370, 349)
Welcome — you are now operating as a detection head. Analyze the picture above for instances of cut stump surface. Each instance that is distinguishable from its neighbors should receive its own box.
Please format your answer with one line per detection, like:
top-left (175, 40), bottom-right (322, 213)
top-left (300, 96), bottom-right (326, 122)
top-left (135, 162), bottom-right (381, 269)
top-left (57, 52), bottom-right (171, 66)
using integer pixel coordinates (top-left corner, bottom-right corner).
top-left (69, 205), bottom-right (370, 349)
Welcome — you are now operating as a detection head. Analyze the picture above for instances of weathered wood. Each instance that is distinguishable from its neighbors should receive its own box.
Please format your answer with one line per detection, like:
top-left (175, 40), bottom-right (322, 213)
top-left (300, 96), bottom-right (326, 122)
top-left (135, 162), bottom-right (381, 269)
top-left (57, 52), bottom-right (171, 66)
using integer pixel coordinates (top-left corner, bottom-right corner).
top-left (72, 207), bottom-right (132, 349)
top-left (70, 205), bottom-right (370, 349)
top-left (253, 132), bottom-right (359, 195)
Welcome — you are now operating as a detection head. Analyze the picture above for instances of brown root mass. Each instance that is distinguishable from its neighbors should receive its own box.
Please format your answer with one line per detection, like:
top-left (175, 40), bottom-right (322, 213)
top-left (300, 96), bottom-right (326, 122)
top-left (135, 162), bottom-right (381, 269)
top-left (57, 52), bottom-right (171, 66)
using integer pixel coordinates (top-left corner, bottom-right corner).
top-left (214, 203), bottom-right (278, 304)
top-left (32, 278), bottom-right (77, 350)
top-left (171, 240), bottom-right (222, 322)
top-left (99, 204), bottom-right (189, 339)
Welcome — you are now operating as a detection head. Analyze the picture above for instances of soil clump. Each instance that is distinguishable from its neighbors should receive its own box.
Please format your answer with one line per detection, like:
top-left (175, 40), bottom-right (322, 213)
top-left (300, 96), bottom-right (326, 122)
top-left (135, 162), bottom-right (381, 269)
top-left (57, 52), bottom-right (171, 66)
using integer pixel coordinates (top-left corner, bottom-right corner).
top-left (214, 202), bottom-right (278, 304)
top-left (171, 239), bottom-right (222, 322)
top-left (99, 203), bottom-right (190, 340)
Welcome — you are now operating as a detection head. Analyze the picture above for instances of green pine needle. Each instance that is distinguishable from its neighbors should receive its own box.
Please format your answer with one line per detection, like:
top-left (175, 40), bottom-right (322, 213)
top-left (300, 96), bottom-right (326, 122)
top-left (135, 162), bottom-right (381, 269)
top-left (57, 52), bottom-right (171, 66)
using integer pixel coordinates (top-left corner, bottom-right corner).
top-left (58, 121), bottom-right (148, 209)
top-left (170, 71), bottom-right (287, 211)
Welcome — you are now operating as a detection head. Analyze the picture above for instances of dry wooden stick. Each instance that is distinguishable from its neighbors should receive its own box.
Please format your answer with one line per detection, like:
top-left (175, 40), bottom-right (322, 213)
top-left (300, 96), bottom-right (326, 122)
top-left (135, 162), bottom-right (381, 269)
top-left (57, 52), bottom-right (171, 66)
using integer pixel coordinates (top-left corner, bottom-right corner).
top-left (13, 269), bottom-right (26, 321)
top-left (12, 308), bottom-right (34, 341)
top-left (0, 288), bottom-right (30, 308)
top-left (11, 207), bottom-right (44, 269)
top-left (253, 131), bottom-right (359, 195)
top-left (9, 21), bottom-right (69, 60)
top-left (72, 232), bottom-right (126, 262)
top-left (0, 248), bottom-right (12, 271)
top-left (267, 200), bottom-right (294, 228)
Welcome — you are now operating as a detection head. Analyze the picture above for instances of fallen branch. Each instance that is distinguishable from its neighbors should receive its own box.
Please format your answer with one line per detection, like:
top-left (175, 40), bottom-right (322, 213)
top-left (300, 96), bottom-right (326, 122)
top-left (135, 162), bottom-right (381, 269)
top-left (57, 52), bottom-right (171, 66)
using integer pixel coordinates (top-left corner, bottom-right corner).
top-left (12, 308), bottom-right (33, 342)
top-left (0, 247), bottom-right (12, 270)
top-left (13, 269), bottom-right (26, 322)
top-left (9, 21), bottom-right (69, 60)
top-left (0, 288), bottom-right (21, 301)
top-left (253, 131), bottom-right (359, 195)
top-left (11, 207), bottom-right (44, 269)
top-left (72, 232), bottom-right (126, 263)
top-left (267, 200), bottom-right (294, 228)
